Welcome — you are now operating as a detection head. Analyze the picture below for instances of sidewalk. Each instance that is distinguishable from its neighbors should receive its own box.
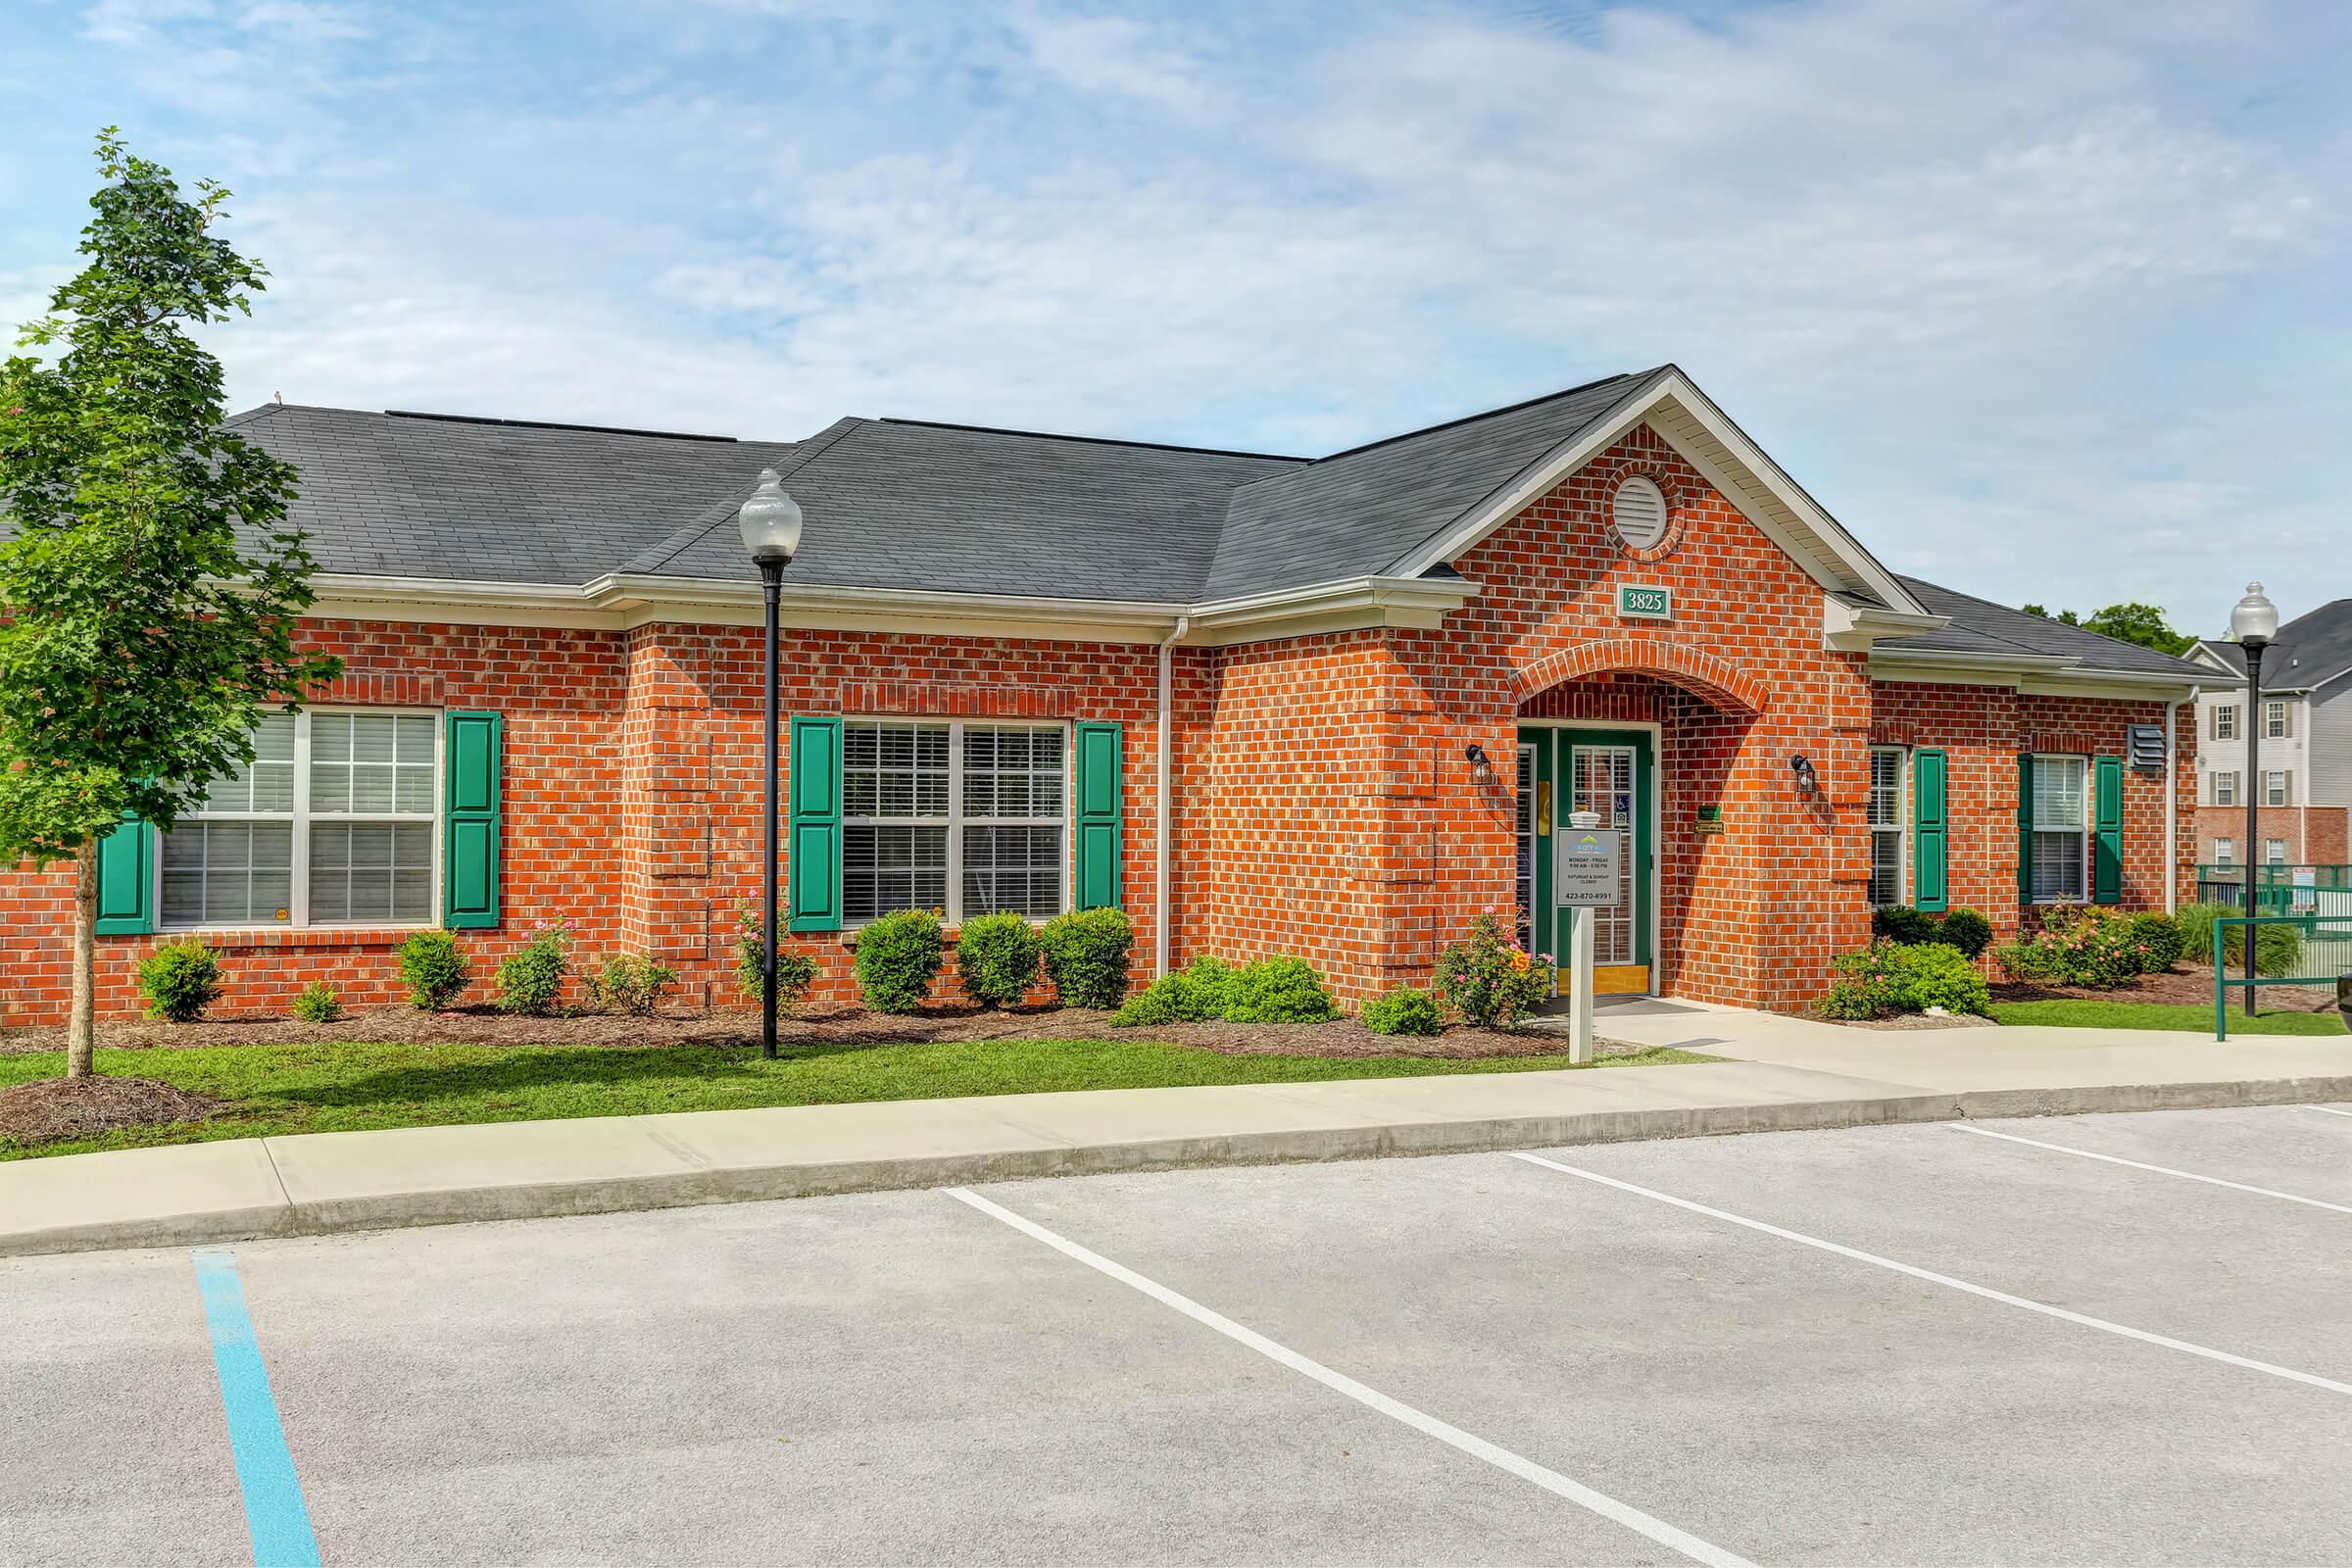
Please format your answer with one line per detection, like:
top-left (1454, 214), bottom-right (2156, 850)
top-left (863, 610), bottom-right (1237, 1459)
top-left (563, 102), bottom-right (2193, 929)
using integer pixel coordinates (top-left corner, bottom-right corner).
top-left (6, 1015), bottom-right (2350, 1259)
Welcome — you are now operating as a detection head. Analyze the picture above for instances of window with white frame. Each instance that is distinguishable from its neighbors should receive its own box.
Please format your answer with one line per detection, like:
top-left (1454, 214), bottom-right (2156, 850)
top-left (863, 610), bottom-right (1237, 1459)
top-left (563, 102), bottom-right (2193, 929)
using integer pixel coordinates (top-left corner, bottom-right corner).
top-left (2265, 700), bottom-right (2290, 739)
top-left (162, 710), bottom-right (439, 928)
top-left (2265, 770), bottom-right (2292, 807)
top-left (2210, 769), bottom-right (2238, 807)
top-left (2211, 704), bottom-right (2237, 741)
top-left (2265, 838), bottom-right (2288, 866)
top-left (2031, 755), bottom-right (2088, 903)
top-left (840, 720), bottom-right (1068, 924)
top-left (2213, 838), bottom-right (2235, 866)
top-left (1867, 747), bottom-right (1905, 907)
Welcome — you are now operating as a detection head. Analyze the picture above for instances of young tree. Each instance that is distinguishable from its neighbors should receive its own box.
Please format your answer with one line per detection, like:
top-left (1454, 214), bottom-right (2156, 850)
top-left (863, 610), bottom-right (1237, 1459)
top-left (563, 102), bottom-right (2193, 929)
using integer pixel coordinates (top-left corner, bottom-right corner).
top-left (0, 131), bottom-right (340, 1078)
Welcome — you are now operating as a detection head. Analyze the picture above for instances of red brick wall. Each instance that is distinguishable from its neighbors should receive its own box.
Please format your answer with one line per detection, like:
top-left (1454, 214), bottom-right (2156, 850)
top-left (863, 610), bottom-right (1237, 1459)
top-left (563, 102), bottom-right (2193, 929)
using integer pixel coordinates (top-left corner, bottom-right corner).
top-left (0, 620), bottom-right (629, 1024)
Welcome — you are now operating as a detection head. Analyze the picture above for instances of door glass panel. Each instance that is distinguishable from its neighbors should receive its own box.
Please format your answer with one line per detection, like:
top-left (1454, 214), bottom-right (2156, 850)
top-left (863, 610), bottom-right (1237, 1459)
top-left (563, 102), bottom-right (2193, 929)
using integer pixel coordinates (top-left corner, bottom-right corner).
top-left (1569, 745), bottom-right (1637, 964)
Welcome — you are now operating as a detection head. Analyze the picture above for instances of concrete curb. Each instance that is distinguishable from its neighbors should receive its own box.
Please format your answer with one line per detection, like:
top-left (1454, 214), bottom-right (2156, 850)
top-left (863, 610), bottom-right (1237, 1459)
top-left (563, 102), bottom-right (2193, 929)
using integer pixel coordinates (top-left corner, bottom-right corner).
top-left (9, 1072), bottom-right (2351, 1260)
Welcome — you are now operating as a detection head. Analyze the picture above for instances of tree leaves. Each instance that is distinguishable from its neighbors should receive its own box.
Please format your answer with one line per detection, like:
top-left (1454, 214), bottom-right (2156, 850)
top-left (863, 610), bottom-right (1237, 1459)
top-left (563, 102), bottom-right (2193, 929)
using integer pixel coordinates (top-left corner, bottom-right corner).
top-left (0, 130), bottom-right (342, 862)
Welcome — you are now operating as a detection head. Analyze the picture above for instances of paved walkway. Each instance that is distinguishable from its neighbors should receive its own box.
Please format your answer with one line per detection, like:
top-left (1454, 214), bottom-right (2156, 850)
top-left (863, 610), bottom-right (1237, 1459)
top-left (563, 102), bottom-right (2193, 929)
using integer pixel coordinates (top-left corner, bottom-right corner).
top-left (5, 1008), bottom-right (2350, 1258)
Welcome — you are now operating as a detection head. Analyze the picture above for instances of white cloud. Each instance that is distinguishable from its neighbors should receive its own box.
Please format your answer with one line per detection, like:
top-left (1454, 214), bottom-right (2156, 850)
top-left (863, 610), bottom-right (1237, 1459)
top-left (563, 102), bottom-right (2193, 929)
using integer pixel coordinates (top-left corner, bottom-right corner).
top-left (23, 0), bottom-right (2350, 627)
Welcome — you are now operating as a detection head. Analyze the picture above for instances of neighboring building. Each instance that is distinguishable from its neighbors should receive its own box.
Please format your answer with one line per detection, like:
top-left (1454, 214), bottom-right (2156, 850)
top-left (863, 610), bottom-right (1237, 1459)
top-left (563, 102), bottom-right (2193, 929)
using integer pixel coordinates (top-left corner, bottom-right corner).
top-left (2187, 601), bottom-right (2352, 869)
top-left (0, 367), bottom-right (2209, 1022)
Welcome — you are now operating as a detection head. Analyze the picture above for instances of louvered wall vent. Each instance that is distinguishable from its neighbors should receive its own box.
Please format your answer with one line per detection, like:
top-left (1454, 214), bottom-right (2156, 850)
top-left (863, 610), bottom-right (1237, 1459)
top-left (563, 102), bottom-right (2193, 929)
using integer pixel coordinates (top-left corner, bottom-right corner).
top-left (1612, 476), bottom-right (1668, 550)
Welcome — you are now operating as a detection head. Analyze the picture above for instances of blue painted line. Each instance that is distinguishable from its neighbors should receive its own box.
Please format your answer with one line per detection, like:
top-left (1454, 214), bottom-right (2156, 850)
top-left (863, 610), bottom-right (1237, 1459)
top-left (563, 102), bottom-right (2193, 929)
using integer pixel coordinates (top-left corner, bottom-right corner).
top-left (193, 1248), bottom-right (322, 1568)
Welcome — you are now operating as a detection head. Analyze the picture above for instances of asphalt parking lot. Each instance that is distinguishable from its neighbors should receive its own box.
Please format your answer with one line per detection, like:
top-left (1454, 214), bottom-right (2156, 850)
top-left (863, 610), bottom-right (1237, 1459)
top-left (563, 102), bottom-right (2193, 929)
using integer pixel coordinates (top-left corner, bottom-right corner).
top-left (8, 1103), bottom-right (2352, 1567)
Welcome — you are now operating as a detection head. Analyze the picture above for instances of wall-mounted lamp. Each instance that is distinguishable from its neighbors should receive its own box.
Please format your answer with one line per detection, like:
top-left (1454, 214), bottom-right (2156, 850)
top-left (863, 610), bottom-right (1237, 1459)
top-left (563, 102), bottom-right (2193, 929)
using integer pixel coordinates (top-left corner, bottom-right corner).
top-left (1464, 742), bottom-right (1496, 786)
top-left (1788, 754), bottom-right (1820, 798)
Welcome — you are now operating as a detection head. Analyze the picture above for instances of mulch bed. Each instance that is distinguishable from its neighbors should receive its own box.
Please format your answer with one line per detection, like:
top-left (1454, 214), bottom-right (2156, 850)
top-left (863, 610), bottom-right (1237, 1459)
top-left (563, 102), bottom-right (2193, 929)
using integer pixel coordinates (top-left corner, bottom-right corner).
top-left (0, 1075), bottom-right (229, 1145)
top-left (0, 1004), bottom-right (1642, 1062)
top-left (1990, 962), bottom-right (2339, 1015)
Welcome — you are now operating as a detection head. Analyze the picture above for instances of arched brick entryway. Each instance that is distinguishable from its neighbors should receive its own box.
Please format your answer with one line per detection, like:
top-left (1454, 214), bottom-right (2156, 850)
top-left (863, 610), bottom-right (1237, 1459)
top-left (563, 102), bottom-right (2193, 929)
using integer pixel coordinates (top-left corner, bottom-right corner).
top-left (1507, 638), bottom-right (1770, 716)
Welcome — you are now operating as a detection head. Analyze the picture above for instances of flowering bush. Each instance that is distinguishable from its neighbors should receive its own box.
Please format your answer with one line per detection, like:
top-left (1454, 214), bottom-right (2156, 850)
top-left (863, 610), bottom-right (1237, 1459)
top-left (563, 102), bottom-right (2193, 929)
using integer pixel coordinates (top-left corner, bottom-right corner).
top-left (1994, 906), bottom-right (2151, 989)
top-left (734, 906), bottom-right (818, 1007)
top-left (1434, 910), bottom-right (1554, 1029)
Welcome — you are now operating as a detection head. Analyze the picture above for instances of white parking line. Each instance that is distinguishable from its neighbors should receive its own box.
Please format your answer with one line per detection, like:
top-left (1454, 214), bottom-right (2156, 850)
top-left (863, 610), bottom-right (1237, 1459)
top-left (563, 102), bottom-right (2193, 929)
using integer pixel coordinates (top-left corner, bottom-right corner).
top-left (1949, 1123), bottom-right (2352, 1215)
top-left (2303, 1105), bottom-right (2352, 1119)
top-left (1506, 1152), bottom-right (2352, 1397)
top-left (944, 1185), bottom-right (1756, 1568)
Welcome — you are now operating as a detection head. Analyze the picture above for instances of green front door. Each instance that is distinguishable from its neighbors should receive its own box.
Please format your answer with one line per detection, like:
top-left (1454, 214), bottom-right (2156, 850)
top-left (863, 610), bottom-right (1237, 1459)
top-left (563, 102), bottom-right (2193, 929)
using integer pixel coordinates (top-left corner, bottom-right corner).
top-left (1518, 726), bottom-right (1654, 992)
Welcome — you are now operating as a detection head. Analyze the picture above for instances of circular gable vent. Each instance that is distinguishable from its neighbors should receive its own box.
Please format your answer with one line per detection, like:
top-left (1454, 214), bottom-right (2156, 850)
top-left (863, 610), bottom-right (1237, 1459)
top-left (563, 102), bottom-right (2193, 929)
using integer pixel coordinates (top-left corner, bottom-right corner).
top-left (1611, 476), bottom-right (1668, 550)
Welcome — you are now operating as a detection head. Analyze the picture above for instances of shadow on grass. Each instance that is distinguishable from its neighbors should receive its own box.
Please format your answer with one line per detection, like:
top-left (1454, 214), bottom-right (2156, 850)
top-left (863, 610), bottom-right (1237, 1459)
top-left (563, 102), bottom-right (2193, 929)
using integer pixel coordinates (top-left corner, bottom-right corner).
top-left (240, 1039), bottom-right (892, 1110)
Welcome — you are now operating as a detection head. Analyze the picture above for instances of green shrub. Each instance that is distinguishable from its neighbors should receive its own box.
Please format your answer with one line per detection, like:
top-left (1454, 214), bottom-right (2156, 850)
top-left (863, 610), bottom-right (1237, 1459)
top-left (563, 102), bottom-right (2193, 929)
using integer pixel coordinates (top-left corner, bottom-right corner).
top-left (398, 929), bottom-right (472, 1011)
top-left (2176, 902), bottom-right (2224, 965)
top-left (1872, 904), bottom-right (1991, 960)
top-left (595, 953), bottom-right (677, 1016)
top-left (1939, 907), bottom-right (1994, 961)
top-left (734, 906), bottom-right (817, 1007)
top-left (1108, 956), bottom-right (1240, 1028)
top-left (1039, 907), bottom-right (1135, 1009)
top-left (1819, 940), bottom-right (1988, 1018)
top-left (855, 908), bottom-right (944, 1013)
top-left (1885, 941), bottom-right (1990, 1014)
top-left (1363, 986), bottom-right (1444, 1037)
top-left (2174, 902), bottom-right (2303, 977)
top-left (2222, 919), bottom-right (2305, 978)
top-left (290, 981), bottom-right (341, 1024)
top-left (1434, 912), bottom-right (1554, 1029)
top-left (496, 923), bottom-right (572, 1016)
top-left (1225, 956), bottom-right (1339, 1023)
top-left (1871, 906), bottom-right (1936, 946)
top-left (2129, 911), bottom-right (2184, 973)
top-left (1990, 939), bottom-right (2062, 982)
top-left (956, 912), bottom-right (1045, 1008)
top-left (136, 940), bottom-right (224, 1022)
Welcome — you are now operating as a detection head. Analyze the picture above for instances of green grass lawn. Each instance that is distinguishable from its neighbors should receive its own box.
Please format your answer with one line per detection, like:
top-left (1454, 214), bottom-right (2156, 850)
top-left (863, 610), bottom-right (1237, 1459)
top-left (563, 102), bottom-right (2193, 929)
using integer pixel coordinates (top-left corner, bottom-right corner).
top-left (1988, 1000), bottom-right (2348, 1036)
top-left (0, 1036), bottom-right (1711, 1162)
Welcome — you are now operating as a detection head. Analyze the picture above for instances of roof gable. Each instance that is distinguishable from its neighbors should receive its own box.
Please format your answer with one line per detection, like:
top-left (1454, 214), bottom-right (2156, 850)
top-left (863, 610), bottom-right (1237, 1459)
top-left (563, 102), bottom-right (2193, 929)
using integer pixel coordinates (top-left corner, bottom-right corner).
top-left (2188, 599), bottom-right (2352, 690)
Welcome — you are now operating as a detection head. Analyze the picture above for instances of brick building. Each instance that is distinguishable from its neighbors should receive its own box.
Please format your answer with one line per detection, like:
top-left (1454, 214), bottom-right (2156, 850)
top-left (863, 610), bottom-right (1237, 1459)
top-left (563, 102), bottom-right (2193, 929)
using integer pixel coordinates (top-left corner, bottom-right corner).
top-left (2185, 602), bottom-right (2352, 874)
top-left (0, 367), bottom-right (2212, 1023)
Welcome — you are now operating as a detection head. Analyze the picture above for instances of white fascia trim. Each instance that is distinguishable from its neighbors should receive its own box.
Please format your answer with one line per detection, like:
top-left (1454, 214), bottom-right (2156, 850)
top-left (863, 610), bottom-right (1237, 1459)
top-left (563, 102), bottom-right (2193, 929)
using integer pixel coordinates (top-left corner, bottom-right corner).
top-left (1871, 647), bottom-right (2202, 701)
top-left (1826, 596), bottom-right (1948, 652)
top-left (1387, 368), bottom-right (1928, 617)
top-left (308, 569), bottom-right (1478, 647)
top-left (1183, 574), bottom-right (1481, 647)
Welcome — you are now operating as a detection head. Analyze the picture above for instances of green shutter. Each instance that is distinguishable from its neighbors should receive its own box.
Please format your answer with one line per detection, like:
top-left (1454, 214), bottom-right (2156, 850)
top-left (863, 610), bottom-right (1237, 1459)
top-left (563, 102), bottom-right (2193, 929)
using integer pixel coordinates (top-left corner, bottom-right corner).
top-left (1912, 748), bottom-right (1948, 913)
top-left (2092, 754), bottom-right (2124, 906)
top-left (442, 710), bottom-right (503, 928)
top-left (1072, 721), bottom-right (1124, 910)
top-left (94, 811), bottom-right (157, 935)
top-left (788, 715), bottom-right (842, 933)
top-left (2016, 752), bottom-right (2035, 902)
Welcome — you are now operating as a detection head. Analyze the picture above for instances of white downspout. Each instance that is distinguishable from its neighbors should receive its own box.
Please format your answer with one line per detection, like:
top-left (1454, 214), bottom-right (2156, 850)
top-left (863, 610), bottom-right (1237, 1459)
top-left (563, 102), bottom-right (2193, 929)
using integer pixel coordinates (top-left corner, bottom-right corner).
top-left (2166, 692), bottom-right (2183, 912)
top-left (1155, 615), bottom-right (1189, 978)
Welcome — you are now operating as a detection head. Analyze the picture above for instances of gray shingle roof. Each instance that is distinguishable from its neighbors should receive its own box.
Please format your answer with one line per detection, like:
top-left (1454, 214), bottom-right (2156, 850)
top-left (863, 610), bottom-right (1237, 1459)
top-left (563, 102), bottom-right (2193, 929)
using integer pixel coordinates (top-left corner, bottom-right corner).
top-left (2192, 600), bottom-right (2352, 690)
top-left (206, 389), bottom-right (2209, 685)
top-left (631, 416), bottom-right (1299, 602)
top-left (1884, 577), bottom-right (2211, 680)
top-left (1205, 370), bottom-right (1656, 601)
top-left (225, 404), bottom-right (801, 583)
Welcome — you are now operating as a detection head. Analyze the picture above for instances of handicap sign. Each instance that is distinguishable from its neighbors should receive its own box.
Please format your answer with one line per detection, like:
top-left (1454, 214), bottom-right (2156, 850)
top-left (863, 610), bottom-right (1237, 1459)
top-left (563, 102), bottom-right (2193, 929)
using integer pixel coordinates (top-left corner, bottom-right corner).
top-left (1555, 828), bottom-right (1622, 907)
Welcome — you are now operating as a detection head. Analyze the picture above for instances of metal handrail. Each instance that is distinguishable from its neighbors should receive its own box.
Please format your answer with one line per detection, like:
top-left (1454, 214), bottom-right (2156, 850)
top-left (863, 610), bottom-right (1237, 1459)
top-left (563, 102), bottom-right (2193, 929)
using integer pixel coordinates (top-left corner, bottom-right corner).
top-left (2213, 913), bottom-right (2349, 1041)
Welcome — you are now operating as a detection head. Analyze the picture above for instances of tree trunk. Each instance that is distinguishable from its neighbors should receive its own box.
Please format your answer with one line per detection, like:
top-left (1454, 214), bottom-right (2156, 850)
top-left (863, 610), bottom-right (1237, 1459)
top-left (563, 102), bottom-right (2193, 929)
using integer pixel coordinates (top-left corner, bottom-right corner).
top-left (67, 839), bottom-right (99, 1080)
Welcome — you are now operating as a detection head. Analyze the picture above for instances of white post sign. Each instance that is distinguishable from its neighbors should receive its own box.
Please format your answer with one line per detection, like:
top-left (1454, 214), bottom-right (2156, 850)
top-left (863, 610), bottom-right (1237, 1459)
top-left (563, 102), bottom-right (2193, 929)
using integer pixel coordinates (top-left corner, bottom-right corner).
top-left (1554, 821), bottom-right (1619, 1064)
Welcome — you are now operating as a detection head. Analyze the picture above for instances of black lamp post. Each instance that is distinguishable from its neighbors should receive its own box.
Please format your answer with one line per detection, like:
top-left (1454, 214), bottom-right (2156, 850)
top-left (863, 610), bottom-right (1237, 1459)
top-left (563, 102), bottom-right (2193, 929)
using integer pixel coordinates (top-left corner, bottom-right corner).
top-left (738, 468), bottom-right (804, 1059)
top-left (2230, 582), bottom-right (2278, 1012)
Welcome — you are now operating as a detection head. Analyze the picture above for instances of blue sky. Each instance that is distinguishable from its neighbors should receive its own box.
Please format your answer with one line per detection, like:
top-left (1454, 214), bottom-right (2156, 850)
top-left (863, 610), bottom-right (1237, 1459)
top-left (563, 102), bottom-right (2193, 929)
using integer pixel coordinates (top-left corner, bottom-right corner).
top-left (5, 0), bottom-right (2348, 633)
